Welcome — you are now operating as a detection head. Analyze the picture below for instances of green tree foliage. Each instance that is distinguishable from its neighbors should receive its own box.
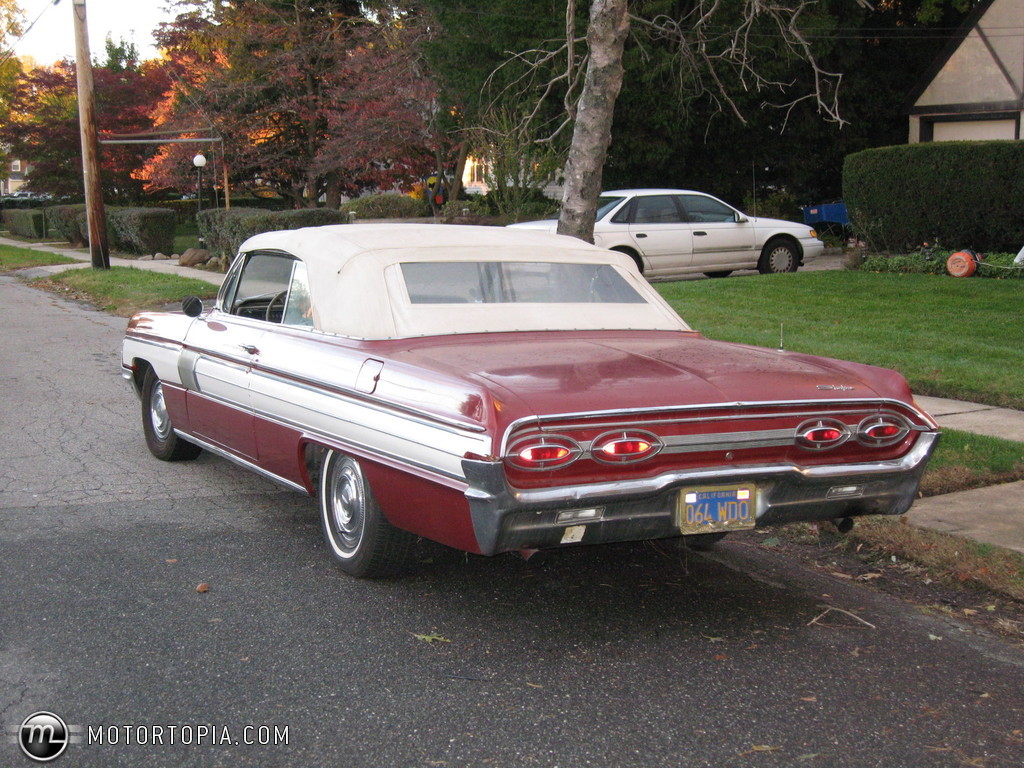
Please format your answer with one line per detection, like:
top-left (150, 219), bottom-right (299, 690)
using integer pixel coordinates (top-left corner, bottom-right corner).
top-left (150, 0), bottom-right (436, 208)
top-left (0, 0), bottom-right (25, 184)
top-left (0, 55), bottom-right (172, 201)
top-left (420, 0), bottom-right (978, 213)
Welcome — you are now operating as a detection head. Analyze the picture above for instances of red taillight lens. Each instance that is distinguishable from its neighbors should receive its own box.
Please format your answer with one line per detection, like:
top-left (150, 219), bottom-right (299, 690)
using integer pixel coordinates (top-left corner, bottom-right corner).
top-left (506, 436), bottom-right (581, 470)
top-left (592, 430), bottom-right (662, 463)
top-left (520, 445), bottom-right (571, 463)
top-left (857, 416), bottom-right (910, 447)
top-left (796, 419), bottom-right (849, 450)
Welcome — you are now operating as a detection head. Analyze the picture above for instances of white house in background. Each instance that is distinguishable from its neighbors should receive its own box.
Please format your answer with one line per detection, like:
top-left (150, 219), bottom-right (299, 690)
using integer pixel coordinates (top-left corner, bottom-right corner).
top-left (2, 158), bottom-right (30, 194)
top-left (907, 0), bottom-right (1023, 142)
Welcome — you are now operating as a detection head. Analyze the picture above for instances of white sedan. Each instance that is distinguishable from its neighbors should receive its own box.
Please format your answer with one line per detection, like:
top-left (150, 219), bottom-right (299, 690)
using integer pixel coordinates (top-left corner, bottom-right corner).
top-left (509, 188), bottom-right (824, 279)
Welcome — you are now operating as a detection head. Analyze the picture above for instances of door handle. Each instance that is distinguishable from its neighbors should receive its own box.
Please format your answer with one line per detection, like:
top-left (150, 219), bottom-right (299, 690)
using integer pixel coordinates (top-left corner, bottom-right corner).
top-left (240, 344), bottom-right (259, 355)
top-left (635, 233), bottom-right (648, 239)
top-left (694, 231), bottom-right (708, 237)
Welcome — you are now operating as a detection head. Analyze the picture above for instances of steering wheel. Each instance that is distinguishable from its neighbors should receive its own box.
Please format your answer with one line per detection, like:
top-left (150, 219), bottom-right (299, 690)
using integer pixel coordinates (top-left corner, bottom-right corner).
top-left (265, 291), bottom-right (287, 323)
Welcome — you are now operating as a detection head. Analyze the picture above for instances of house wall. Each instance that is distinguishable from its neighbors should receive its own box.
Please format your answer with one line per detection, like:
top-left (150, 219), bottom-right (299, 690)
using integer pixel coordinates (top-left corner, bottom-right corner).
top-left (908, 0), bottom-right (1024, 143)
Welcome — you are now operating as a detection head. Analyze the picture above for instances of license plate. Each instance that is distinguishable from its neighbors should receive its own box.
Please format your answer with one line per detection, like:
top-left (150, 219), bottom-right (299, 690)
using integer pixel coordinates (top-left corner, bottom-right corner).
top-left (677, 485), bottom-right (756, 535)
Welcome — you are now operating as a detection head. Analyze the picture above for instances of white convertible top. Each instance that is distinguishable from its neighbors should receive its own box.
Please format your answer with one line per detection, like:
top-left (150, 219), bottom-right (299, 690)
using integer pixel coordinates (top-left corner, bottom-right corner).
top-left (237, 223), bottom-right (690, 339)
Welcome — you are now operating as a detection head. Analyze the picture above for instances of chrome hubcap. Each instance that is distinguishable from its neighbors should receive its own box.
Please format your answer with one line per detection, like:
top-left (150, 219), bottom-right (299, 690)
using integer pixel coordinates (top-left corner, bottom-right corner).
top-left (327, 459), bottom-right (365, 557)
top-left (149, 381), bottom-right (171, 440)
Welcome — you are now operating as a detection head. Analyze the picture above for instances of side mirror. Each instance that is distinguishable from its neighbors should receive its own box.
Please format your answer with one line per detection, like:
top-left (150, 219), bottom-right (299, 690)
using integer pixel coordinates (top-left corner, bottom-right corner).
top-left (182, 296), bottom-right (204, 317)
top-left (735, 214), bottom-right (749, 223)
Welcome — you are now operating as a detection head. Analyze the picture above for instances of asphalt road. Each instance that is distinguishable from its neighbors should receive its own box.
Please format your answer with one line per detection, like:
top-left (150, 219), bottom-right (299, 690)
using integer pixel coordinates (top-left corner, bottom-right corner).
top-left (1, 274), bottom-right (1023, 768)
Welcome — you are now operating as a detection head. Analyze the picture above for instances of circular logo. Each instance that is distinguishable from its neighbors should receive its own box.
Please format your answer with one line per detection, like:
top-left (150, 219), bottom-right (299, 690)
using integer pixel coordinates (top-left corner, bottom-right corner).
top-left (18, 711), bottom-right (69, 762)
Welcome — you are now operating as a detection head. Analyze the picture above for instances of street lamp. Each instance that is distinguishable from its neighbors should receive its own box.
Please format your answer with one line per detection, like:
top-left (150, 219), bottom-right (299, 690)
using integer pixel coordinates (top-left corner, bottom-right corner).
top-left (193, 153), bottom-right (207, 248)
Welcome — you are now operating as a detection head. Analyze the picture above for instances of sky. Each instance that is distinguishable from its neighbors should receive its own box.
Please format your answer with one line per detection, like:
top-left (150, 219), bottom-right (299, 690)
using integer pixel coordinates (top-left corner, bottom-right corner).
top-left (12, 0), bottom-right (176, 65)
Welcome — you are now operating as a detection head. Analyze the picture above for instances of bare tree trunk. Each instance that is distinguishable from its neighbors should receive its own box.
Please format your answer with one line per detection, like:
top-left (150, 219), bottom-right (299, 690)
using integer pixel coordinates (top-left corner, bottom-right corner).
top-left (557, 0), bottom-right (629, 243)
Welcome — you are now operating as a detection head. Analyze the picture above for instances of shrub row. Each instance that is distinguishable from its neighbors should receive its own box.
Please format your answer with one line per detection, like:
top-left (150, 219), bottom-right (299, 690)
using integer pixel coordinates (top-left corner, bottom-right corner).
top-left (199, 207), bottom-right (350, 258)
top-left (337, 193), bottom-right (430, 220)
top-left (1, 208), bottom-right (45, 238)
top-left (44, 205), bottom-right (177, 255)
top-left (857, 250), bottom-right (1024, 279)
top-left (843, 141), bottom-right (1024, 253)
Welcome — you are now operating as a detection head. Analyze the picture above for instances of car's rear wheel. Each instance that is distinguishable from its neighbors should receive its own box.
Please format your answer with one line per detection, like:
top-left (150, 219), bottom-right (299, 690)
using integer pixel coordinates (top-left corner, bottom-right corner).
top-left (758, 239), bottom-right (799, 274)
top-left (319, 451), bottom-right (414, 578)
top-left (141, 368), bottom-right (202, 461)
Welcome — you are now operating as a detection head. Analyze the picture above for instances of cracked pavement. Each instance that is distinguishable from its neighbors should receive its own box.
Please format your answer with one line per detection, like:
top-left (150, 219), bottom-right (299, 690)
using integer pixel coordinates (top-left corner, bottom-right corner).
top-left (2, 274), bottom-right (1024, 768)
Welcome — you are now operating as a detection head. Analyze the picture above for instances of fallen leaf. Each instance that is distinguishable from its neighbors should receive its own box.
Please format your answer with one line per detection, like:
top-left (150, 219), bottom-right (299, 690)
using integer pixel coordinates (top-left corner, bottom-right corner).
top-left (165, 559), bottom-right (178, 564)
top-left (799, 696), bottom-right (818, 703)
top-left (829, 571), bottom-right (853, 580)
top-left (963, 608), bottom-right (978, 616)
top-left (526, 682), bottom-right (543, 689)
top-left (195, 582), bottom-right (210, 593)
top-left (713, 653), bottom-right (728, 662)
top-left (858, 572), bottom-right (882, 581)
top-left (928, 634), bottom-right (942, 641)
top-left (412, 632), bottom-right (450, 644)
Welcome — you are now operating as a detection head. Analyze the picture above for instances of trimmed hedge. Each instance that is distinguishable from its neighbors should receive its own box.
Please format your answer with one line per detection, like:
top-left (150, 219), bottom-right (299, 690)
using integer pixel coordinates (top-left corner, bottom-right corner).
top-left (1, 208), bottom-right (45, 238)
top-left (843, 142), bottom-right (1024, 253)
top-left (199, 207), bottom-right (350, 258)
top-left (42, 204), bottom-right (176, 254)
top-left (338, 193), bottom-right (430, 220)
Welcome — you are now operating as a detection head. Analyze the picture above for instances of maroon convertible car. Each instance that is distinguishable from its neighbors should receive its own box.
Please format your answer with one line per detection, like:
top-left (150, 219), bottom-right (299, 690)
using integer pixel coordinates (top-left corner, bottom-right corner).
top-left (122, 224), bottom-right (939, 577)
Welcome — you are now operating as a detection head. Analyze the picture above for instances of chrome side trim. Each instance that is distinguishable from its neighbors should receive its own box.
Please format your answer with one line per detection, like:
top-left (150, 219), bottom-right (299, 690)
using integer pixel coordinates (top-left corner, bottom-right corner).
top-left (177, 431), bottom-right (307, 494)
top-left (251, 366), bottom-right (488, 435)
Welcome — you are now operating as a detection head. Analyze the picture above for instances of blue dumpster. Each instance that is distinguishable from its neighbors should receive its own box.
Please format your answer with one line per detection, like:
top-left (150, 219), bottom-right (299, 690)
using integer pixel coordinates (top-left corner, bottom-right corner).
top-left (802, 202), bottom-right (849, 226)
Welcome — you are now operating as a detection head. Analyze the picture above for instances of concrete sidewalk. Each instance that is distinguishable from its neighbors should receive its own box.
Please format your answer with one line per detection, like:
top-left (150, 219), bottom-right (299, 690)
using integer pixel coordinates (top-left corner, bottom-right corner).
top-left (3, 235), bottom-right (224, 286)
top-left (909, 396), bottom-right (1024, 554)
top-left (4, 235), bottom-right (1022, 553)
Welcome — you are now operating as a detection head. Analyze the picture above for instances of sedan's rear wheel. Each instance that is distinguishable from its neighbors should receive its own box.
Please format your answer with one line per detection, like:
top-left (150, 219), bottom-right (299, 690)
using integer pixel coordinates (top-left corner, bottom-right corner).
top-left (141, 368), bottom-right (201, 461)
top-left (758, 239), bottom-right (799, 274)
top-left (319, 451), bottom-right (413, 578)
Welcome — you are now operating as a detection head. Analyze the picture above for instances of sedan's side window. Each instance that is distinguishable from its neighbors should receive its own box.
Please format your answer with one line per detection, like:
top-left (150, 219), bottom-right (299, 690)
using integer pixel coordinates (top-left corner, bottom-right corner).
top-left (678, 194), bottom-right (738, 223)
top-left (632, 195), bottom-right (685, 224)
top-left (229, 253), bottom-right (297, 323)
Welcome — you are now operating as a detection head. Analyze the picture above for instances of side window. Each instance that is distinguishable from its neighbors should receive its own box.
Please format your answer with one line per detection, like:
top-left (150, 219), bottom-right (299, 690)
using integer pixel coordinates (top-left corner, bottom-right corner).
top-left (678, 194), bottom-right (738, 223)
top-left (282, 261), bottom-right (314, 327)
top-left (229, 253), bottom-right (297, 322)
top-left (632, 195), bottom-right (684, 224)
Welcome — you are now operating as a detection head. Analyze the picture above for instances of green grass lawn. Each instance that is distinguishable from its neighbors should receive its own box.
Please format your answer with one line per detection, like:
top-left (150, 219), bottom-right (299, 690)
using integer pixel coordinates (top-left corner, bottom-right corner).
top-left (32, 266), bottom-right (218, 316)
top-left (657, 271), bottom-right (1024, 409)
top-left (0, 243), bottom-right (78, 271)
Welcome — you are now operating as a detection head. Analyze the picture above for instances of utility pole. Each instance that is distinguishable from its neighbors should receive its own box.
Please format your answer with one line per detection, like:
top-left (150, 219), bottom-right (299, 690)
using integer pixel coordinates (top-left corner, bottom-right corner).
top-left (72, 0), bottom-right (109, 269)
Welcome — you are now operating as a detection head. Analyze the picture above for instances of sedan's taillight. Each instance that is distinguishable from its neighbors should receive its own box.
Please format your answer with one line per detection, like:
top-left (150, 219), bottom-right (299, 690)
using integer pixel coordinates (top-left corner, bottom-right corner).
top-left (592, 430), bottom-right (662, 464)
top-left (857, 416), bottom-right (910, 447)
top-left (796, 419), bottom-right (850, 450)
top-left (506, 436), bottom-right (581, 470)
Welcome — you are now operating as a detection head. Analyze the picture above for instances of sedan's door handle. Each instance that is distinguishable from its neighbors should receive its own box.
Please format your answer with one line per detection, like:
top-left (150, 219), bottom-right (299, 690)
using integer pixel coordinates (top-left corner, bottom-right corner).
top-left (635, 233), bottom-right (648, 239)
top-left (694, 231), bottom-right (708, 237)
top-left (240, 344), bottom-right (259, 355)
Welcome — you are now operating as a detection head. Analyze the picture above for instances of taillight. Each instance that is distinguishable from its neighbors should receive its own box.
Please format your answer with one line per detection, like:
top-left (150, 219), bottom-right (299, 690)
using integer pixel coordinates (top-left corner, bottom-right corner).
top-left (506, 436), bottom-right (581, 470)
top-left (592, 430), bottom-right (662, 464)
top-left (857, 416), bottom-right (910, 447)
top-left (796, 419), bottom-right (850, 450)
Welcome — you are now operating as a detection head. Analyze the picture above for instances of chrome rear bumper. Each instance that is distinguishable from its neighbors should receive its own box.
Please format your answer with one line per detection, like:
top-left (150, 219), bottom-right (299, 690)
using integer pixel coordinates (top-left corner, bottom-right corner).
top-left (463, 432), bottom-right (939, 555)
